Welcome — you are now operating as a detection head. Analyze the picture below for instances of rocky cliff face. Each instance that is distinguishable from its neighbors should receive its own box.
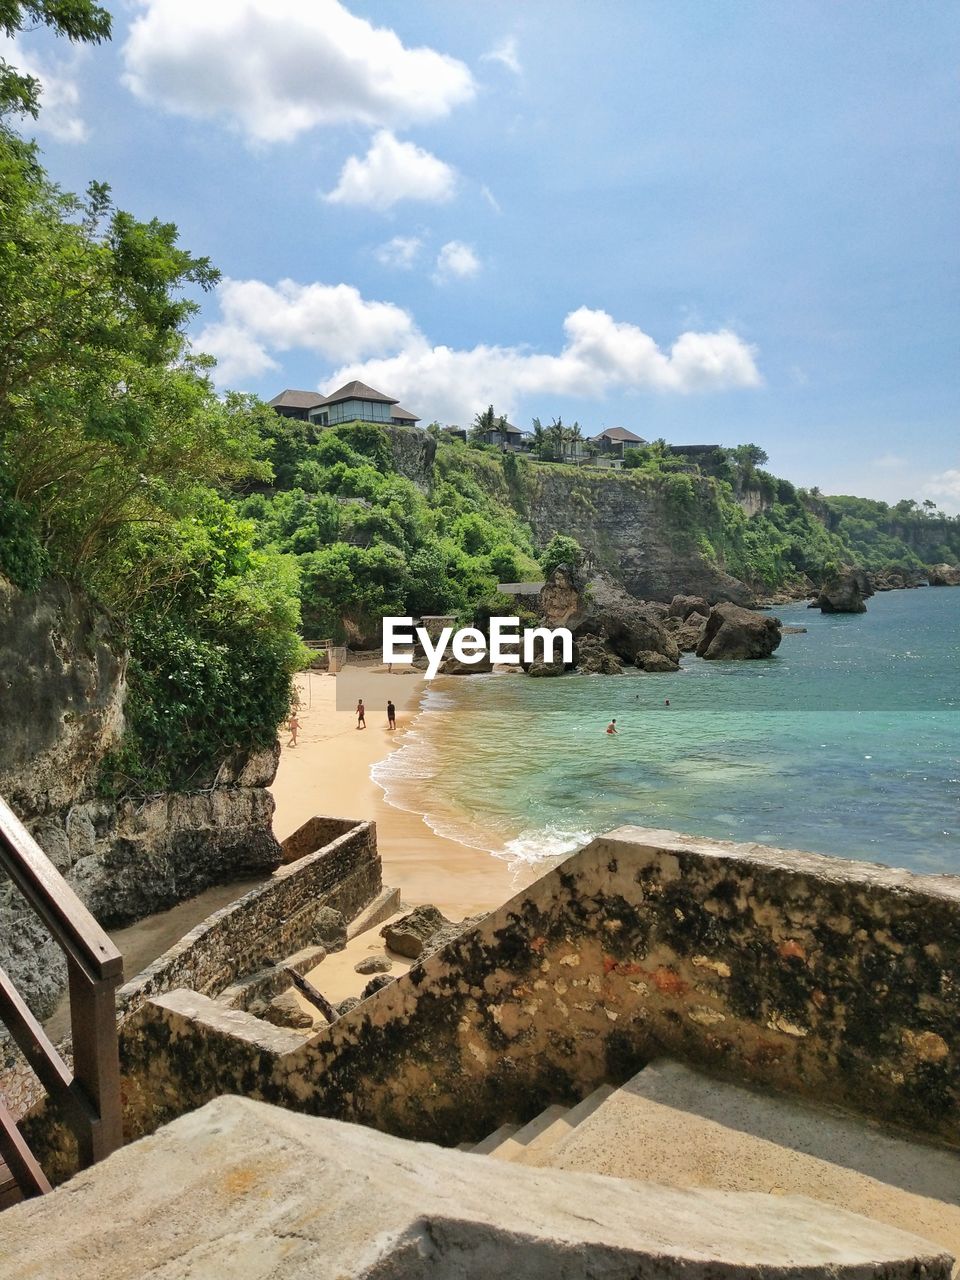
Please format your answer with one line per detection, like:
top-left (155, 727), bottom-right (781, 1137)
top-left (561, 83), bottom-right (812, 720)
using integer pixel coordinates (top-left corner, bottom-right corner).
top-left (0, 576), bottom-right (282, 1018)
top-left (385, 425), bottom-right (436, 490)
top-left (524, 469), bottom-right (754, 605)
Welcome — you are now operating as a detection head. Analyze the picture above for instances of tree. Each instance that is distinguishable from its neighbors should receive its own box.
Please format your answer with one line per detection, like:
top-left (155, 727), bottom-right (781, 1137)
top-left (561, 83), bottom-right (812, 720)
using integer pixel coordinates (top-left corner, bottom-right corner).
top-left (470, 404), bottom-right (507, 442)
top-left (531, 417), bottom-right (547, 459)
top-left (548, 416), bottom-right (566, 460)
top-left (1, 1), bottom-right (111, 117)
top-left (540, 533), bottom-right (585, 577)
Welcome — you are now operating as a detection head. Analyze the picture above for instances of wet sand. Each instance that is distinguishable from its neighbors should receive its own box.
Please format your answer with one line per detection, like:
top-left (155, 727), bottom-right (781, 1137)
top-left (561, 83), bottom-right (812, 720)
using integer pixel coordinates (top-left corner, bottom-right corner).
top-left (270, 670), bottom-right (537, 919)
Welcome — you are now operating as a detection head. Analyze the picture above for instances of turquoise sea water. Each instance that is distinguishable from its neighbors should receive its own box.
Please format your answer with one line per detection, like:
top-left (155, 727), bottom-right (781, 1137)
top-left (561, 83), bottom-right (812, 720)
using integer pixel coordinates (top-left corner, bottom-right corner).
top-left (373, 589), bottom-right (960, 876)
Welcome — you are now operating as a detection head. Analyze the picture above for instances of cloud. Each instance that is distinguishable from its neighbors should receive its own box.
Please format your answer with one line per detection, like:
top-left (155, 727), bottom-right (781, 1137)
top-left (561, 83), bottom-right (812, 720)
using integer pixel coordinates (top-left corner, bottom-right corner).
top-left (325, 130), bottom-right (457, 208)
top-left (194, 277), bottom-right (419, 383)
top-left (0, 35), bottom-right (88, 142)
top-left (481, 36), bottom-right (521, 75)
top-left (122, 0), bottom-right (475, 144)
top-left (375, 235), bottom-right (423, 269)
top-left (922, 468), bottom-right (960, 514)
top-left (433, 241), bottom-right (481, 283)
top-left (871, 453), bottom-right (908, 470)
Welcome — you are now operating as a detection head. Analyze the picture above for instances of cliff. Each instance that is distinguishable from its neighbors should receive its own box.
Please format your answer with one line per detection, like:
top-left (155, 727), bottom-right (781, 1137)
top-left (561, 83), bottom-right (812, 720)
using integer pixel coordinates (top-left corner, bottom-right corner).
top-left (523, 467), bottom-right (756, 604)
top-left (0, 577), bottom-right (282, 1018)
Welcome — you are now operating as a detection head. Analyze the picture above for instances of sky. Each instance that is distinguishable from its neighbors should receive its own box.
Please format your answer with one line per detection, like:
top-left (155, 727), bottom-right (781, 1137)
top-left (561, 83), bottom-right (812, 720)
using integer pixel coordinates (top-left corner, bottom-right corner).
top-left (7, 0), bottom-right (960, 508)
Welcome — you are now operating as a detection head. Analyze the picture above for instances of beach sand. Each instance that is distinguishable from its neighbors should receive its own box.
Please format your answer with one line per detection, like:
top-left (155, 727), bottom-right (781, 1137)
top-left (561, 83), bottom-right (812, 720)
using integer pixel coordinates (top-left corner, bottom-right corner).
top-left (270, 669), bottom-right (536, 920)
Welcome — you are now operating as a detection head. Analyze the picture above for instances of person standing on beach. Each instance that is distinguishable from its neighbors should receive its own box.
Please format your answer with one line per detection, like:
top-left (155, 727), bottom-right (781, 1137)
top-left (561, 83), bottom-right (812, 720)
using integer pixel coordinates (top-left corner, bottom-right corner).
top-left (286, 712), bottom-right (299, 747)
top-left (387, 700), bottom-right (396, 730)
top-left (356, 698), bottom-right (366, 730)
top-left (606, 718), bottom-right (618, 734)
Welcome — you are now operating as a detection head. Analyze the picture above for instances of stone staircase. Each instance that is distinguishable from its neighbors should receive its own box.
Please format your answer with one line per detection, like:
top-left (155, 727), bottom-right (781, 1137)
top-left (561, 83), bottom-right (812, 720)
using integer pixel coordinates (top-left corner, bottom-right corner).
top-left (466, 1059), bottom-right (960, 1274)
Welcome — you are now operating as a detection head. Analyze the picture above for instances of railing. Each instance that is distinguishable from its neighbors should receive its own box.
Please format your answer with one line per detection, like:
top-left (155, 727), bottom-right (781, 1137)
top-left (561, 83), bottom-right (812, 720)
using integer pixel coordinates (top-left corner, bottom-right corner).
top-left (0, 794), bottom-right (123, 1202)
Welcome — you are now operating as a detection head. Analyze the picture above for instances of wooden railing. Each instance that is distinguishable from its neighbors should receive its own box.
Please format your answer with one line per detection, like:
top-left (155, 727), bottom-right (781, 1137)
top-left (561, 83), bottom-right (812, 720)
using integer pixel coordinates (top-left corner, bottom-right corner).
top-left (0, 794), bottom-right (123, 1202)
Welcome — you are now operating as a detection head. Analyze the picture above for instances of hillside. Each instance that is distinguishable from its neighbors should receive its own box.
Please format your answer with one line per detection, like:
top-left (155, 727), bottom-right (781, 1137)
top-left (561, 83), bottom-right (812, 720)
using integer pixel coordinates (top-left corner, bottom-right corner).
top-left (238, 419), bottom-right (960, 644)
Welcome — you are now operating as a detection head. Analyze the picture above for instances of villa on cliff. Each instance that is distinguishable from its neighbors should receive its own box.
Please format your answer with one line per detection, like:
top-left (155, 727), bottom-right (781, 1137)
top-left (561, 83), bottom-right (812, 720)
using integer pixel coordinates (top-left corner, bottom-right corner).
top-left (269, 381), bottom-right (420, 428)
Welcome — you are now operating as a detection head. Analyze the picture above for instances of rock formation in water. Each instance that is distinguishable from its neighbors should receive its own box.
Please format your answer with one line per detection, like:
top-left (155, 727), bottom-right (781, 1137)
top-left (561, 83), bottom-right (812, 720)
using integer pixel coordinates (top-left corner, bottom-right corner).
top-left (928, 563), bottom-right (960, 587)
top-left (538, 566), bottom-right (680, 674)
top-left (696, 603), bottom-right (783, 660)
top-left (809, 568), bottom-right (875, 614)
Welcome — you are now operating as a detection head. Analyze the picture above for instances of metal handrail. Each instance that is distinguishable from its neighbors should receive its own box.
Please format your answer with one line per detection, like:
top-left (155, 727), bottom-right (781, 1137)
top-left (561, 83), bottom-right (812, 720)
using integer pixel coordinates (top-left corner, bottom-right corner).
top-left (0, 794), bottom-right (124, 1200)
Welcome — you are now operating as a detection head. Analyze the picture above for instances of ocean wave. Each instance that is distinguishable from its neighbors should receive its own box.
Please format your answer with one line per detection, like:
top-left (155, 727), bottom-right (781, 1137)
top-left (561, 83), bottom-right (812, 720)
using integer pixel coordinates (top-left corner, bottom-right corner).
top-left (501, 826), bottom-right (597, 865)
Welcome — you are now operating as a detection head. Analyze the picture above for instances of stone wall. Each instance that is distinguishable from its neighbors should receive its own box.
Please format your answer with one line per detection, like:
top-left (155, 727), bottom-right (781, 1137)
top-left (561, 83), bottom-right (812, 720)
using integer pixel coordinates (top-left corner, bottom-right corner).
top-left (116, 818), bottom-right (379, 1021)
top-left (112, 827), bottom-right (960, 1158)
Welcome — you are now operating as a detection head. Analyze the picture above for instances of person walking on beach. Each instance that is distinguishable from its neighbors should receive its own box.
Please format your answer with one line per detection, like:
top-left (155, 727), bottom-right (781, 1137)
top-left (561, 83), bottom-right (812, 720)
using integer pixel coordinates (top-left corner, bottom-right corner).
top-left (286, 711), bottom-right (299, 747)
top-left (356, 698), bottom-right (366, 730)
top-left (387, 700), bottom-right (396, 730)
top-left (606, 718), bottom-right (618, 735)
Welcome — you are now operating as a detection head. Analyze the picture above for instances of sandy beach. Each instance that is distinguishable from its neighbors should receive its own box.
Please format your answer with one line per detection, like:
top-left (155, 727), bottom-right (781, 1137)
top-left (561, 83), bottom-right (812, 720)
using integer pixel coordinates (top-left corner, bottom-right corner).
top-left (270, 668), bottom-right (537, 920)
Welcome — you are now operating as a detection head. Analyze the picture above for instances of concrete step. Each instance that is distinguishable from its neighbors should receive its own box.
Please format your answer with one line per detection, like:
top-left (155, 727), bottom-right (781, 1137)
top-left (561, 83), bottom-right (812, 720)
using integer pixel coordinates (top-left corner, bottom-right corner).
top-left (514, 1084), bottom-right (617, 1164)
top-left (488, 1105), bottom-right (570, 1161)
top-left (470, 1122), bottom-right (520, 1155)
top-left (536, 1059), bottom-right (960, 1276)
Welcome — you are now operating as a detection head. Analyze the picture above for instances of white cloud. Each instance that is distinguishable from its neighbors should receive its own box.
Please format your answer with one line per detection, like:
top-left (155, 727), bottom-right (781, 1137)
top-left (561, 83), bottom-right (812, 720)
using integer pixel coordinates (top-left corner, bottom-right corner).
top-left (481, 36), bottom-right (521, 76)
top-left (122, 0), bottom-right (475, 145)
top-left (375, 236), bottom-right (423, 269)
top-left (871, 453), bottom-right (908, 470)
top-left (923, 468), bottom-right (960, 514)
top-left (195, 277), bottom-right (762, 409)
top-left (0, 35), bottom-right (88, 142)
top-left (329, 306), bottom-right (761, 421)
top-left (433, 241), bottom-right (481, 283)
top-left (325, 131), bottom-right (457, 208)
top-left (194, 277), bottom-right (419, 384)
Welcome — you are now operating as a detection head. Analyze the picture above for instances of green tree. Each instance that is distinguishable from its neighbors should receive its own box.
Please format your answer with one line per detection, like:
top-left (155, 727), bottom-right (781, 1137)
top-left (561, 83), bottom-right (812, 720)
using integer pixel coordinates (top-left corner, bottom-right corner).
top-left (540, 533), bottom-right (584, 577)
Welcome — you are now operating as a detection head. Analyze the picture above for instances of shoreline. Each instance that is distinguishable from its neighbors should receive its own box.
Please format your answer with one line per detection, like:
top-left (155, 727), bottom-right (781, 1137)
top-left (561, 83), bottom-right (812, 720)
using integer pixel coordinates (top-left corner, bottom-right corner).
top-left (270, 670), bottom-right (541, 920)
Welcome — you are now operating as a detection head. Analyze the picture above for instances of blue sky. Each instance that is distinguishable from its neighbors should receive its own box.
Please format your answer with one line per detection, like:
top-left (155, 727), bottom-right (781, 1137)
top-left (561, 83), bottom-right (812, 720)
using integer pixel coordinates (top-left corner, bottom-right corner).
top-left (8, 1), bottom-right (959, 507)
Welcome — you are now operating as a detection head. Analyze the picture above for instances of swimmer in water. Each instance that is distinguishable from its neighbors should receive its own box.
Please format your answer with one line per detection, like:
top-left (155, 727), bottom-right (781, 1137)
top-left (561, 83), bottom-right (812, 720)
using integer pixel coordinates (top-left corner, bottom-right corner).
top-left (606, 718), bottom-right (619, 734)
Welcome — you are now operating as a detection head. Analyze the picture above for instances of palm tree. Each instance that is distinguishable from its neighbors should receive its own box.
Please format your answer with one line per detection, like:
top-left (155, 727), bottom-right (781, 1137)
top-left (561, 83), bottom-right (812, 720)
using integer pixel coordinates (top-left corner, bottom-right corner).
top-left (470, 405), bottom-right (497, 441)
top-left (548, 416), bottom-right (566, 460)
top-left (531, 417), bottom-right (547, 459)
top-left (566, 421), bottom-right (584, 461)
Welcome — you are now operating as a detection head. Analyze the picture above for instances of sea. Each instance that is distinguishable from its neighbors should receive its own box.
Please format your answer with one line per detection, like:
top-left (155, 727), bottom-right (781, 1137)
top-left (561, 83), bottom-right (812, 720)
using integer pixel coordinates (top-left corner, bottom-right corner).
top-left (372, 588), bottom-right (960, 877)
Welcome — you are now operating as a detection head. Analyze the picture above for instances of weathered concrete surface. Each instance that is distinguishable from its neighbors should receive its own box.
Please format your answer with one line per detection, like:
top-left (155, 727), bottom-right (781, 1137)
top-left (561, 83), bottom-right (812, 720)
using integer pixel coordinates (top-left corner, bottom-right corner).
top-left (107, 826), bottom-right (960, 1167)
top-left (0, 1096), bottom-right (951, 1279)
top-left (520, 1060), bottom-right (960, 1274)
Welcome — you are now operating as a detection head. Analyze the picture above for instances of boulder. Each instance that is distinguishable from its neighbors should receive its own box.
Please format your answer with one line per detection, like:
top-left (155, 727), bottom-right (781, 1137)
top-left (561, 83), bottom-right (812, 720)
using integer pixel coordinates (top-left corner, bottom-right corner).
top-left (336, 996), bottom-right (361, 1017)
top-left (781, 625), bottom-right (807, 635)
top-left (674, 620), bottom-right (706, 653)
top-left (928, 563), bottom-right (960, 587)
top-left (438, 654), bottom-right (493, 675)
top-left (381, 905), bottom-right (450, 959)
top-left (525, 658), bottom-right (567, 677)
top-left (810, 569), bottom-right (874, 613)
top-left (667, 594), bottom-right (710, 621)
top-left (354, 955), bottom-right (392, 976)
top-left (636, 651), bottom-right (680, 673)
top-left (361, 974), bottom-right (395, 999)
top-left (574, 634), bottom-right (623, 675)
top-left (696, 604), bottom-right (782, 660)
top-left (262, 989), bottom-right (315, 1030)
top-left (537, 566), bottom-right (679, 669)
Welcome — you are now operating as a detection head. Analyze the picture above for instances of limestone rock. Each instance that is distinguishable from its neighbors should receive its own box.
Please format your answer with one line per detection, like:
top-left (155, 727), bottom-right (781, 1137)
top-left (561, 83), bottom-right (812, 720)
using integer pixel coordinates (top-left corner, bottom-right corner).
top-left (361, 973), bottom-right (395, 999)
top-left (381, 905), bottom-right (449, 958)
top-left (354, 955), bottom-right (392, 975)
top-left (928, 563), bottom-right (960, 586)
top-left (263, 989), bottom-right (315, 1030)
top-left (525, 658), bottom-right (566, 677)
top-left (810, 568), bottom-right (875, 613)
top-left (2, 1095), bottom-right (949, 1280)
top-left (336, 996), bottom-right (361, 1016)
top-left (538, 567), bottom-right (680, 669)
top-left (636, 651), bottom-right (680, 673)
top-left (667, 594), bottom-right (709, 620)
top-left (438, 654), bottom-right (493, 675)
top-left (573, 634), bottom-right (623, 675)
top-left (696, 604), bottom-right (782, 661)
